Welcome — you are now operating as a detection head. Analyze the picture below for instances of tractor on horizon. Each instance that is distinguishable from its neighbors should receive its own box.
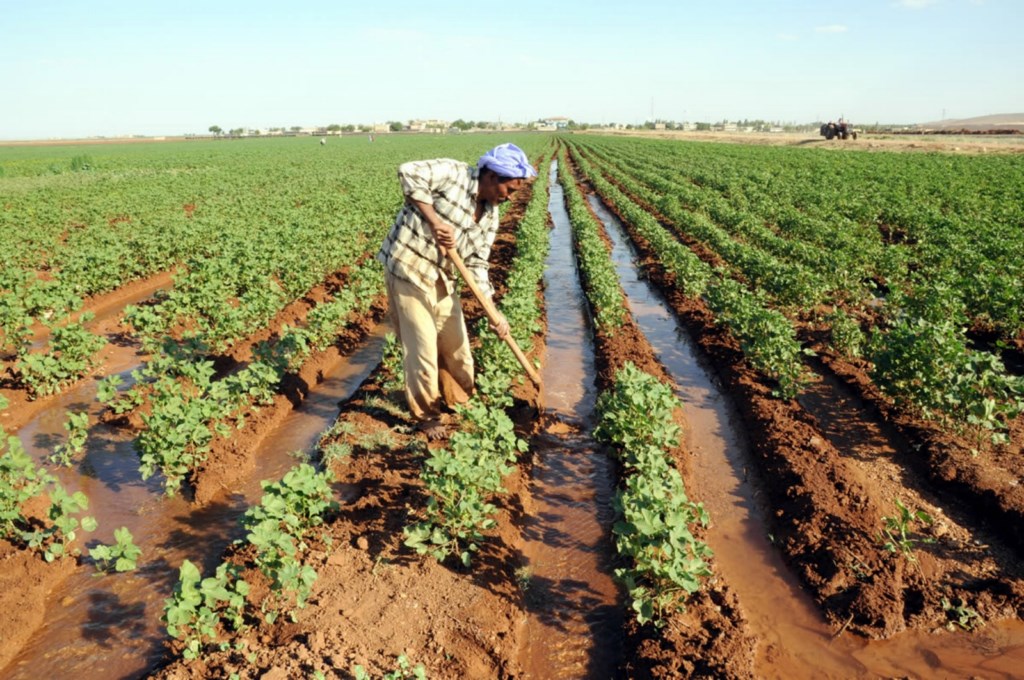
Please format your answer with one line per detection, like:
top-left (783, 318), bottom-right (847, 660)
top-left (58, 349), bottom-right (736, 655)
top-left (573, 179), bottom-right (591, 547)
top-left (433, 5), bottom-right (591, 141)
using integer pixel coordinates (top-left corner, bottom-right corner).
top-left (820, 118), bottom-right (858, 140)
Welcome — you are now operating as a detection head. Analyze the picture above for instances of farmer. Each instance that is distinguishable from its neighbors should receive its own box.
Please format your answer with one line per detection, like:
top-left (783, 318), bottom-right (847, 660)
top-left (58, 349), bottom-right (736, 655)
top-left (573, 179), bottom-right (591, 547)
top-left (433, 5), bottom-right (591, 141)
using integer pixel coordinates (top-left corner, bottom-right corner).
top-left (377, 143), bottom-right (536, 439)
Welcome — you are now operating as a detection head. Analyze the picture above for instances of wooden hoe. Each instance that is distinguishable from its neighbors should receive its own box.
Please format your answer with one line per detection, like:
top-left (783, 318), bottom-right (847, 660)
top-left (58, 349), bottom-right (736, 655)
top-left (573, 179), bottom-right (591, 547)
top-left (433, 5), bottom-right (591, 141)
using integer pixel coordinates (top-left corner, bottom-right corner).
top-left (445, 247), bottom-right (542, 388)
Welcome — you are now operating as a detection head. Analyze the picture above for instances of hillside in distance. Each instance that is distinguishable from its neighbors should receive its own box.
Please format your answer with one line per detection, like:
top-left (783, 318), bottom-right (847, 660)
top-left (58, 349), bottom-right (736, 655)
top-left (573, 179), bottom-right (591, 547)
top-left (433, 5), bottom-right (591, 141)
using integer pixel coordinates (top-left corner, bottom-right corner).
top-left (916, 113), bottom-right (1024, 132)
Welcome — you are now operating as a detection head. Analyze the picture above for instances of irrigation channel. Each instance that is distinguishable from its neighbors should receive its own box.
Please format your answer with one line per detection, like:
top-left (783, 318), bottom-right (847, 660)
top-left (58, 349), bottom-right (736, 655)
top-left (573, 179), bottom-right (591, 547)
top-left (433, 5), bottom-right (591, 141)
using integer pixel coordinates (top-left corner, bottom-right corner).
top-left (2, 324), bottom-right (389, 680)
top-left (518, 161), bottom-right (623, 676)
top-left (584, 190), bottom-right (1024, 678)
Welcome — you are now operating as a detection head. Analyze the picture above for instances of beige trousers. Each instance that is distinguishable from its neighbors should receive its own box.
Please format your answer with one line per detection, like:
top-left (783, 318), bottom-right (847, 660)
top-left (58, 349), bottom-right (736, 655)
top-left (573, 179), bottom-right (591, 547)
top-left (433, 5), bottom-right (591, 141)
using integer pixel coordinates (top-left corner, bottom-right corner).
top-left (385, 272), bottom-right (475, 422)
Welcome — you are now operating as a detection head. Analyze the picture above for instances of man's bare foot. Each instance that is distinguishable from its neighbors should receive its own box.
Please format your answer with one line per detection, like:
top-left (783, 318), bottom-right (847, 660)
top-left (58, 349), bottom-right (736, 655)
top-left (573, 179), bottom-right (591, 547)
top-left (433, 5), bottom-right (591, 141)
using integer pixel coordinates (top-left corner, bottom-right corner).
top-left (417, 418), bottom-right (448, 441)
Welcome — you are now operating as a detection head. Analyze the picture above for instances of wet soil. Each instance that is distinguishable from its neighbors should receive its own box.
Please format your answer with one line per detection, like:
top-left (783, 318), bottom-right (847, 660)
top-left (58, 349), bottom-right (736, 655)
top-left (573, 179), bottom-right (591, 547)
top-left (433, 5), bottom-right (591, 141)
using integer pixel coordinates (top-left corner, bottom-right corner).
top-left (562, 164), bottom-right (756, 679)
top-left (0, 267), bottom-right (387, 677)
top-left (518, 161), bottom-right (623, 677)
top-left (0, 268), bottom-right (175, 432)
top-left (569, 146), bottom-right (1024, 672)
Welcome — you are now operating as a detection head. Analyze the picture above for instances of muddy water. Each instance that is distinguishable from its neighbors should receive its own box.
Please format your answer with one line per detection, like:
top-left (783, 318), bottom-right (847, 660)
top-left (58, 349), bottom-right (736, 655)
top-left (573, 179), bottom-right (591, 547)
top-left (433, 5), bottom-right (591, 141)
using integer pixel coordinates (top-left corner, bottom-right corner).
top-left (519, 161), bottom-right (623, 678)
top-left (587, 193), bottom-right (1024, 679)
top-left (2, 324), bottom-right (388, 680)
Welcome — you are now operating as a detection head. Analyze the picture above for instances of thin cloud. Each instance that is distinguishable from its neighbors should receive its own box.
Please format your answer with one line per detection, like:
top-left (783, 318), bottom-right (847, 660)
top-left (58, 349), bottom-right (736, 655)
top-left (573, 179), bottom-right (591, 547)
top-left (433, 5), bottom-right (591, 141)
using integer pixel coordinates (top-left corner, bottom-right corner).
top-left (894, 0), bottom-right (939, 8)
top-left (815, 24), bottom-right (848, 33)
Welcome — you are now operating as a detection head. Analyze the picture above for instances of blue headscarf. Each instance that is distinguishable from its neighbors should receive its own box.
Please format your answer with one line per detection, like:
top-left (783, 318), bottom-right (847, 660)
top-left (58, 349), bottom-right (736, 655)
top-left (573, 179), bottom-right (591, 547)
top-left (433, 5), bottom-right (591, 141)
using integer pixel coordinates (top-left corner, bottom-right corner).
top-left (477, 143), bottom-right (537, 178)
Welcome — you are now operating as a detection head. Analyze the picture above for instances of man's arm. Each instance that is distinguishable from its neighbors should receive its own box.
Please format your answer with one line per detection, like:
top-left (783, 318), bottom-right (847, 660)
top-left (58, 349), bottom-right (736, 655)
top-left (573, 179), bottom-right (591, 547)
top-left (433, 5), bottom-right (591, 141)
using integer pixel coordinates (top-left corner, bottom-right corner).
top-left (411, 199), bottom-right (456, 250)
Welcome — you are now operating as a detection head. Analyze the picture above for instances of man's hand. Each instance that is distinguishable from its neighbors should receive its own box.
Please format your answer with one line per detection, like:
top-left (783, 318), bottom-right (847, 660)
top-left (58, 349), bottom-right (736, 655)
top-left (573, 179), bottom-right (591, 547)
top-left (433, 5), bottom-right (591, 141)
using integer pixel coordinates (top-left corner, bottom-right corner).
top-left (490, 311), bottom-right (510, 340)
top-left (430, 220), bottom-right (456, 250)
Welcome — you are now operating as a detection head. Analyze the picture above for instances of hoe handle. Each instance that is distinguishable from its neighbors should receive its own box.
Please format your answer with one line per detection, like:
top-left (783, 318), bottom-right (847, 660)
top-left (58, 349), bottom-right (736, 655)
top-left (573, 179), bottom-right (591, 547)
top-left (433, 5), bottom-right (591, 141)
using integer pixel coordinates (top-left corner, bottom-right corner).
top-left (444, 247), bottom-right (542, 387)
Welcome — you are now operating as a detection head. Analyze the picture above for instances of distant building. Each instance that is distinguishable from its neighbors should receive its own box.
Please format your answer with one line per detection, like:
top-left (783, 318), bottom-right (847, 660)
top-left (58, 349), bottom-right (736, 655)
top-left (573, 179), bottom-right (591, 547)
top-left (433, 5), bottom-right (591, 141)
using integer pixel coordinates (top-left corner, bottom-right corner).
top-left (408, 119), bottom-right (449, 133)
top-left (541, 116), bottom-right (570, 130)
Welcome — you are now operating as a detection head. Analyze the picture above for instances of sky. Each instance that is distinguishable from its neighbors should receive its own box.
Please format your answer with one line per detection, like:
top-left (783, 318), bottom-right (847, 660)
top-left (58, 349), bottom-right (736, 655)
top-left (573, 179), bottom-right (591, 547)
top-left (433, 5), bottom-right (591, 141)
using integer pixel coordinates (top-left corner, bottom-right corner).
top-left (1, 0), bottom-right (1022, 140)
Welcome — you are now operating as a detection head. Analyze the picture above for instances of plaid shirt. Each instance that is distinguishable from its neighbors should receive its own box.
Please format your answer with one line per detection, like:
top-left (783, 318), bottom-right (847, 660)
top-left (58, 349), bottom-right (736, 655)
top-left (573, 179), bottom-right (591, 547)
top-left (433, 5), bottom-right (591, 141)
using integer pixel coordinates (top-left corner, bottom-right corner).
top-left (377, 158), bottom-right (500, 298)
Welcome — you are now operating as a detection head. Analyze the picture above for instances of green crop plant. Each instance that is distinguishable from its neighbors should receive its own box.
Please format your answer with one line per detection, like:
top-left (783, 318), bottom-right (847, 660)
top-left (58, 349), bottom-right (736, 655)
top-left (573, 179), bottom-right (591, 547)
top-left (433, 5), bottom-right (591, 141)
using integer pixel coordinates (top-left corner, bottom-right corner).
top-left (870, 315), bottom-right (1024, 445)
top-left (557, 151), bottom-right (628, 332)
top-left (614, 470), bottom-right (713, 626)
top-left (50, 410), bottom-right (90, 467)
top-left (1, 430), bottom-right (50, 541)
top-left (704, 276), bottom-right (808, 399)
top-left (941, 596), bottom-right (983, 631)
top-left (20, 484), bottom-right (98, 562)
top-left (163, 559), bottom-right (250, 661)
top-left (243, 463), bottom-right (336, 539)
top-left (16, 314), bottom-right (106, 398)
top-left (405, 398), bottom-right (526, 566)
top-left (826, 307), bottom-right (865, 358)
top-left (2, 410), bottom-right (95, 561)
top-left (595, 363), bottom-right (681, 461)
top-left (354, 654), bottom-right (428, 680)
top-left (241, 464), bottom-right (336, 620)
top-left (90, 526), bottom-right (142, 573)
top-left (879, 498), bottom-right (935, 563)
top-left (381, 332), bottom-right (405, 394)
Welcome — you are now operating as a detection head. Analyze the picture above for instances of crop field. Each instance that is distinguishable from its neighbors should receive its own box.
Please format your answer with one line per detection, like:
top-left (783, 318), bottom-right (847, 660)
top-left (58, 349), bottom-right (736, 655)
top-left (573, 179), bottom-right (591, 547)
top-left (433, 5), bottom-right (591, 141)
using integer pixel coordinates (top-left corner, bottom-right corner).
top-left (1, 133), bottom-right (1023, 679)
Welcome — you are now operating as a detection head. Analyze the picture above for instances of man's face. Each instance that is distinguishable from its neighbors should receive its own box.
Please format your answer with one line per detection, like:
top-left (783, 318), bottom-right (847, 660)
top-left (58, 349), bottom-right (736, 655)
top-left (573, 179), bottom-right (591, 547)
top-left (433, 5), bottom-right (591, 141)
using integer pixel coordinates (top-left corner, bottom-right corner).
top-left (480, 172), bottom-right (526, 204)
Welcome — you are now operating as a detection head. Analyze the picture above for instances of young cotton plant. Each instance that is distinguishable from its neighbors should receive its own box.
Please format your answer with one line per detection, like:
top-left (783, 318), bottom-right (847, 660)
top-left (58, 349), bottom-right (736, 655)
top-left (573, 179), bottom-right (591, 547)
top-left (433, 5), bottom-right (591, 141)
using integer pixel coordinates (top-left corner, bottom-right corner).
top-left (90, 526), bottom-right (142, 573)
top-left (241, 463), bottom-right (336, 621)
top-left (870, 314), bottom-right (1024, 446)
top-left (20, 483), bottom-right (98, 562)
top-left (164, 560), bottom-right (250, 661)
top-left (2, 413), bottom-right (98, 562)
top-left (404, 398), bottom-right (527, 567)
top-left (1, 433), bottom-right (50, 541)
top-left (16, 314), bottom-right (107, 398)
top-left (50, 410), bottom-right (90, 467)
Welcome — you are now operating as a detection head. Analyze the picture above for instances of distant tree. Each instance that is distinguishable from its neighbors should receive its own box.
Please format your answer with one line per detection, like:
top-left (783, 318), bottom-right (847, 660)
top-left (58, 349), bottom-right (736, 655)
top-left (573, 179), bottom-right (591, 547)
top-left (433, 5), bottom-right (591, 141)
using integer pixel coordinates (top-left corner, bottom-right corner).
top-left (229, 128), bottom-right (244, 137)
top-left (696, 122), bottom-right (711, 131)
top-left (388, 121), bottom-right (404, 132)
top-left (290, 126), bottom-right (301, 133)
top-left (358, 125), bottom-right (371, 133)
top-left (326, 124), bottom-right (342, 133)
top-left (450, 119), bottom-right (472, 131)
top-left (208, 125), bottom-right (223, 136)
top-left (342, 124), bottom-right (356, 133)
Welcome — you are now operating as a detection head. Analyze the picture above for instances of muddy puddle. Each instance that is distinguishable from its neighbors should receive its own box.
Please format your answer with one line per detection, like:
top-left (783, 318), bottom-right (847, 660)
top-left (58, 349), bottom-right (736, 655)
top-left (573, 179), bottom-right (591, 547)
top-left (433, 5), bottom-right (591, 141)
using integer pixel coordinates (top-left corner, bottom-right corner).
top-left (586, 192), bottom-right (1024, 679)
top-left (2, 324), bottom-right (388, 680)
top-left (518, 161), bottom-right (623, 678)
